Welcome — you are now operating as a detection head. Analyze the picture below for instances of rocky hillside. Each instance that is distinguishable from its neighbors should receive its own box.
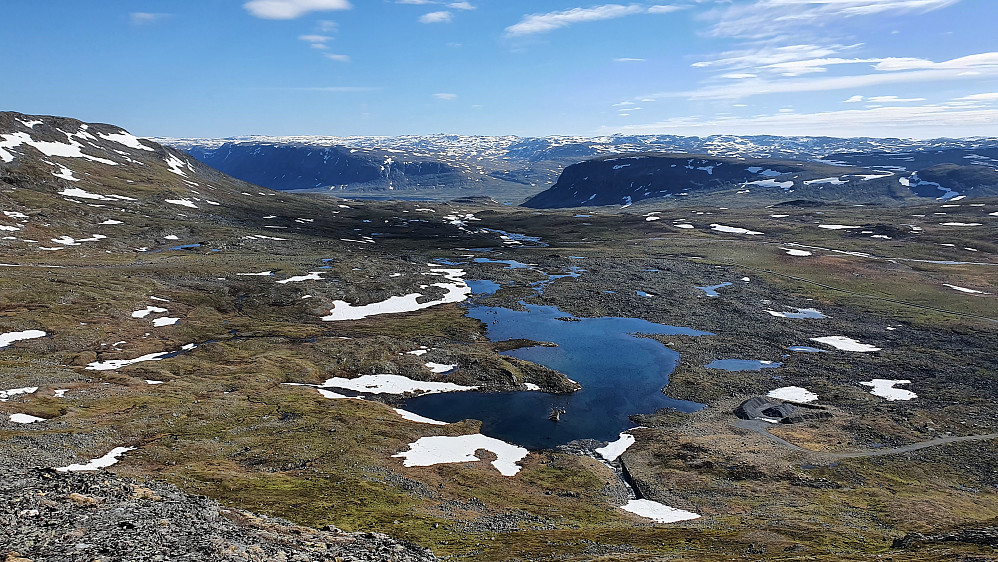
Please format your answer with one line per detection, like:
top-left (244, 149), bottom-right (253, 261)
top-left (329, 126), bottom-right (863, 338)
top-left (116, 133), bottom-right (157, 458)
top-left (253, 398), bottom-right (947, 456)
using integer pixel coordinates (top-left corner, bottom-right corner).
top-left (1, 467), bottom-right (436, 562)
top-left (520, 153), bottom-right (897, 208)
top-left (185, 142), bottom-right (460, 191)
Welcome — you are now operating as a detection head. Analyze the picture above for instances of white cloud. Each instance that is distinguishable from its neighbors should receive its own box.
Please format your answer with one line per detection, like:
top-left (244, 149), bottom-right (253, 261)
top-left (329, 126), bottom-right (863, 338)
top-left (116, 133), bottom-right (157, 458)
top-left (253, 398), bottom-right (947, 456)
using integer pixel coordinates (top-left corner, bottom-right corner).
top-left (675, 52), bottom-right (998, 100)
top-left (420, 10), bottom-right (453, 23)
top-left (604, 104), bottom-right (998, 138)
top-left (300, 34), bottom-right (333, 49)
top-left (396, 0), bottom-right (434, 3)
top-left (130, 12), bottom-right (171, 25)
top-left (692, 44), bottom-right (853, 70)
top-left (647, 5), bottom-right (682, 14)
top-left (867, 95), bottom-right (925, 102)
top-left (317, 20), bottom-right (339, 32)
top-left (324, 53), bottom-right (351, 62)
top-left (844, 95), bottom-right (864, 103)
top-left (433, 93), bottom-right (458, 100)
top-left (449, 2), bottom-right (476, 9)
top-left (244, 0), bottom-right (352, 20)
top-left (705, 0), bottom-right (960, 39)
top-left (505, 4), bottom-right (654, 36)
top-left (955, 92), bottom-right (998, 101)
top-left (614, 57), bottom-right (645, 62)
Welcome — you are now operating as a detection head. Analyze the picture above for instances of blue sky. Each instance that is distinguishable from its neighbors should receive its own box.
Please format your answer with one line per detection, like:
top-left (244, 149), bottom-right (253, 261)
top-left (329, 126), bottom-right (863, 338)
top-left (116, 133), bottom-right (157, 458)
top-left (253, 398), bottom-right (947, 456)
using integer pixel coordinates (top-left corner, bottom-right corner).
top-left (2, 0), bottom-right (997, 138)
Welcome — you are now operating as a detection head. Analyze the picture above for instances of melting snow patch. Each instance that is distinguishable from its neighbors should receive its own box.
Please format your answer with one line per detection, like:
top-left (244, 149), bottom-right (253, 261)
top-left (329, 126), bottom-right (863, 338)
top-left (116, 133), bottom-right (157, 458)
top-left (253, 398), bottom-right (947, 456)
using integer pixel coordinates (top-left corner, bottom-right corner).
top-left (58, 188), bottom-right (135, 202)
top-left (781, 248), bottom-right (814, 257)
top-left (393, 434), bottom-right (528, 476)
top-left (55, 447), bottom-right (135, 472)
top-left (767, 386), bottom-right (818, 403)
top-left (943, 284), bottom-right (991, 295)
top-left (804, 177), bottom-right (848, 186)
top-left (100, 219), bottom-right (123, 225)
top-left (860, 379), bottom-right (916, 401)
top-left (645, 216), bottom-right (661, 221)
top-left (425, 362), bottom-right (457, 374)
top-left (86, 344), bottom-right (196, 371)
top-left (596, 432), bottom-right (636, 461)
top-left (818, 224), bottom-right (859, 230)
top-left (132, 306), bottom-right (168, 319)
top-left (53, 389), bottom-right (69, 398)
top-left (321, 374), bottom-right (476, 395)
top-left (145, 380), bottom-right (165, 385)
top-left (0, 387), bottom-right (38, 401)
top-left (747, 179), bottom-right (794, 189)
top-left (765, 308), bottom-right (826, 319)
top-left (621, 499), bottom-right (700, 523)
top-left (524, 383), bottom-right (540, 391)
top-left (810, 336), bottom-right (880, 352)
top-left (710, 224), bottom-right (762, 235)
top-left (407, 349), bottom-right (429, 356)
top-left (10, 413), bottom-right (46, 424)
top-left (0, 330), bottom-right (46, 348)
top-left (165, 199), bottom-right (198, 209)
top-left (394, 408), bottom-right (448, 425)
top-left (322, 267), bottom-right (471, 321)
top-left (940, 222), bottom-right (982, 227)
top-left (97, 132), bottom-right (154, 151)
top-left (277, 272), bottom-right (323, 284)
top-left (674, 224), bottom-right (694, 229)
top-left (151, 317), bottom-right (179, 327)
top-left (164, 153), bottom-right (190, 176)
top-left (236, 271), bottom-right (274, 276)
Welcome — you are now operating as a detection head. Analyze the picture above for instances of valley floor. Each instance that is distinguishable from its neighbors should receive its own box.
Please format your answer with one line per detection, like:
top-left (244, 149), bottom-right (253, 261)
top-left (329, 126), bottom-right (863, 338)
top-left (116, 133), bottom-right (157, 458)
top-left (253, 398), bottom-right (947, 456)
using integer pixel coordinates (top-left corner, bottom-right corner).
top-left (3, 188), bottom-right (998, 560)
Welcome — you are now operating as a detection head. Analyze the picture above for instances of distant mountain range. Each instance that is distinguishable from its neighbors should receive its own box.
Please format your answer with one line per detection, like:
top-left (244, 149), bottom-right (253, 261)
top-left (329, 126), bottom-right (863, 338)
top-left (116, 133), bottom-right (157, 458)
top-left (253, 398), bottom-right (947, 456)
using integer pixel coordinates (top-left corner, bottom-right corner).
top-left (160, 134), bottom-right (998, 205)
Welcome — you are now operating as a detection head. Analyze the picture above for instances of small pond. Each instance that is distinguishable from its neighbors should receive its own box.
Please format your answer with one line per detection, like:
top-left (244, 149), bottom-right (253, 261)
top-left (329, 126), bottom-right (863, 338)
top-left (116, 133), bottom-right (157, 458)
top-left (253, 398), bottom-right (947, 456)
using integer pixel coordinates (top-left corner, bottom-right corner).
top-left (404, 302), bottom-right (710, 450)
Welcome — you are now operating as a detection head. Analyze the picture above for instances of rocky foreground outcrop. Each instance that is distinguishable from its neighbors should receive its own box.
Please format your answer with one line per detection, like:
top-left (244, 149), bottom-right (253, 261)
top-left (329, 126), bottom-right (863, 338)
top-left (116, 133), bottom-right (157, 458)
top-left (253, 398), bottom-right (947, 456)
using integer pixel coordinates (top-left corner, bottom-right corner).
top-left (1, 468), bottom-right (437, 562)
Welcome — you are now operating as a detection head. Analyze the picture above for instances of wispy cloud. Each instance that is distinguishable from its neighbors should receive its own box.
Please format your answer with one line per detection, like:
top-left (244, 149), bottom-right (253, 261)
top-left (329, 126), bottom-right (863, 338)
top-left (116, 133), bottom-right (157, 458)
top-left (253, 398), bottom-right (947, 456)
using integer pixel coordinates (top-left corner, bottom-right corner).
top-left (129, 12), bottom-right (171, 25)
top-left (244, 0), bottom-right (352, 20)
top-left (300, 34), bottom-right (334, 49)
top-left (614, 57), bottom-right (645, 62)
top-left (604, 104), bottom-right (998, 138)
top-left (398, 0), bottom-right (475, 8)
top-left (324, 53), bottom-right (351, 62)
top-left (673, 51), bottom-right (998, 100)
top-left (505, 4), bottom-right (680, 37)
top-left (433, 93), bottom-right (458, 100)
top-left (955, 92), bottom-right (998, 102)
top-left (420, 11), bottom-right (453, 23)
top-left (704, 0), bottom-right (961, 39)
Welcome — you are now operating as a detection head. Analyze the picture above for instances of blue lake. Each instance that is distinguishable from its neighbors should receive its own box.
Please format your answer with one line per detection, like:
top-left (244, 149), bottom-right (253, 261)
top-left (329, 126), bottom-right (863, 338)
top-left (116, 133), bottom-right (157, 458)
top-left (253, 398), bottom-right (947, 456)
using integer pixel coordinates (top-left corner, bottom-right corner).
top-left (404, 302), bottom-right (711, 450)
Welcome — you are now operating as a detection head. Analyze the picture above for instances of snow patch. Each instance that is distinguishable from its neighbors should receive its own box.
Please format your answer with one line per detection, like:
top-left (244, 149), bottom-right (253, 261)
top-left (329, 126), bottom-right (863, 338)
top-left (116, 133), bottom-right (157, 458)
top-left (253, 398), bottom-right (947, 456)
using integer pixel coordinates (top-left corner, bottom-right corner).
top-left (596, 432), bottom-right (635, 461)
top-left (0, 329), bottom-right (46, 348)
top-left (10, 413), bottom-right (46, 424)
top-left (810, 336), bottom-right (881, 352)
top-left (621, 499), bottom-right (700, 523)
top-left (860, 379), bottom-right (916, 401)
top-left (393, 434), bottom-right (528, 476)
top-left (55, 447), bottom-right (135, 472)
top-left (767, 386), bottom-right (818, 403)
top-left (394, 408), bottom-right (448, 425)
top-left (710, 224), bottom-right (762, 235)
top-left (321, 374), bottom-right (476, 395)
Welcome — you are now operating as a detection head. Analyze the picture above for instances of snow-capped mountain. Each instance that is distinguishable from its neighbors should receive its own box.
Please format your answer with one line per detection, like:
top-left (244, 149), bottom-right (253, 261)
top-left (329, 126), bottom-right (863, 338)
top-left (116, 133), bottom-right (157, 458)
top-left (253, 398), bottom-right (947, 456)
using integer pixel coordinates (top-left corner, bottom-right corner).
top-left (158, 133), bottom-right (998, 203)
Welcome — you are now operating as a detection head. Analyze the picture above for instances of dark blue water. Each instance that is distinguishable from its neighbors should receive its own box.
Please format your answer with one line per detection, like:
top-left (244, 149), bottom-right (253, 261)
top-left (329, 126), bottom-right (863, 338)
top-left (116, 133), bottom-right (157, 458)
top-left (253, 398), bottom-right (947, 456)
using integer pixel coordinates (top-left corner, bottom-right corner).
top-left (466, 280), bottom-right (501, 295)
top-left (403, 303), bottom-right (711, 450)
